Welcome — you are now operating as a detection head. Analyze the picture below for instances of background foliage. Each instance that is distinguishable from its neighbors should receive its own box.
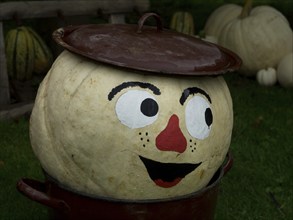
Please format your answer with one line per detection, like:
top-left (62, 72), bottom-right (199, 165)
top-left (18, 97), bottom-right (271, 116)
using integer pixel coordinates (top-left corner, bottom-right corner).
top-left (149, 0), bottom-right (293, 33)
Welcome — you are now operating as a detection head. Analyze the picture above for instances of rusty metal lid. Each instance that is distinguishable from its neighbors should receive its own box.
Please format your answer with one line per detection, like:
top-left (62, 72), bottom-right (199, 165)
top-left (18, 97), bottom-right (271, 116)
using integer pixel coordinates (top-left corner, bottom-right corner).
top-left (53, 13), bottom-right (241, 76)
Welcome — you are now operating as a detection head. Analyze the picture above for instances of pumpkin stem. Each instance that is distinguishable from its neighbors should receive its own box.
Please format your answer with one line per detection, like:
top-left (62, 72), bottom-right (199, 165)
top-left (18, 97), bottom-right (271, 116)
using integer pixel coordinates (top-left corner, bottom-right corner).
top-left (239, 0), bottom-right (253, 19)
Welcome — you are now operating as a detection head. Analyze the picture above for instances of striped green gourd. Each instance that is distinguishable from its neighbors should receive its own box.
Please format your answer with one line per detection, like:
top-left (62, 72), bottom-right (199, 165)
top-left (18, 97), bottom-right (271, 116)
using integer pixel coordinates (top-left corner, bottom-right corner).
top-left (170, 11), bottom-right (195, 35)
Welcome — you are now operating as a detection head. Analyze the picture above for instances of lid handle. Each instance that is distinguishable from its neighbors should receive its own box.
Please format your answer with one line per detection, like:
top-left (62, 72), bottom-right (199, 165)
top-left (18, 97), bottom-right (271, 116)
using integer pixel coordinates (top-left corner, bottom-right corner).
top-left (137, 13), bottom-right (163, 33)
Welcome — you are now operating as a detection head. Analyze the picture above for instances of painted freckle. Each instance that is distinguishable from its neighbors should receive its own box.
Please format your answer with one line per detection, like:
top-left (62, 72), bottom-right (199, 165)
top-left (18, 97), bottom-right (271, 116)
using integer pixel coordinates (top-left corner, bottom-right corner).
top-left (188, 139), bottom-right (197, 152)
top-left (139, 131), bottom-right (150, 148)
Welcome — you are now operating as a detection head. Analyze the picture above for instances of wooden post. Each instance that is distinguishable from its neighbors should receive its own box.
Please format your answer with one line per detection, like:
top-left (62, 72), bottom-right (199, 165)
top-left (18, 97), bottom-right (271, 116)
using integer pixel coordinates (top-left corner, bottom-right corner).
top-left (0, 21), bottom-right (10, 105)
top-left (0, 1), bottom-right (150, 20)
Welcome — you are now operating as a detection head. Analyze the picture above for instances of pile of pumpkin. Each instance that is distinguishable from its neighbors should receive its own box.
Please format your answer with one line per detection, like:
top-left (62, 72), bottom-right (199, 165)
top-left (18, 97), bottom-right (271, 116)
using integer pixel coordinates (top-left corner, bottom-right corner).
top-left (5, 26), bottom-right (53, 81)
top-left (170, 0), bottom-right (293, 87)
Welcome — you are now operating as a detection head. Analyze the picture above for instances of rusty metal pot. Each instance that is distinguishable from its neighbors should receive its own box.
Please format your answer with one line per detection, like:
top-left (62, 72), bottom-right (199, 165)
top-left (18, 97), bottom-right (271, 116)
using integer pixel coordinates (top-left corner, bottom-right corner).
top-left (17, 152), bottom-right (233, 220)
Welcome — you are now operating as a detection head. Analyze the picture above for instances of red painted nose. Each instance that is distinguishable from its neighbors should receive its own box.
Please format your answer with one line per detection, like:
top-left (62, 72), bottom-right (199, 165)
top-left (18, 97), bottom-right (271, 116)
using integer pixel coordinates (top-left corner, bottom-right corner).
top-left (155, 114), bottom-right (187, 153)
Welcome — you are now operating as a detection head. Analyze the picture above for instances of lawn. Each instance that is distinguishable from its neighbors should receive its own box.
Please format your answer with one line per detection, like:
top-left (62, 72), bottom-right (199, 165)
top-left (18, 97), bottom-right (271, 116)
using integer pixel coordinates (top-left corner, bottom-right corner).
top-left (0, 73), bottom-right (292, 220)
top-left (215, 74), bottom-right (293, 220)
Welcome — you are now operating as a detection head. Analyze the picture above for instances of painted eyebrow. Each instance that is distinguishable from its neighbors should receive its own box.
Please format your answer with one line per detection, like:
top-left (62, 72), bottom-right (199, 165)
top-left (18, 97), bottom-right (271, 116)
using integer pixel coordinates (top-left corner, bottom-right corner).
top-left (180, 87), bottom-right (212, 105)
top-left (108, 81), bottom-right (161, 101)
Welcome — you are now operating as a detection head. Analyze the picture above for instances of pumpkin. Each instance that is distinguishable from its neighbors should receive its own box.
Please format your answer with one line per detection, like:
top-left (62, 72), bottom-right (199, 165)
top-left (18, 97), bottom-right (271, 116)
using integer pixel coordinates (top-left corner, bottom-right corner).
top-left (277, 53), bottom-right (293, 87)
top-left (170, 11), bottom-right (195, 35)
top-left (204, 4), bottom-right (242, 37)
top-left (202, 35), bottom-right (218, 44)
top-left (256, 67), bottom-right (277, 86)
top-left (30, 50), bottom-right (234, 200)
top-left (205, 0), bottom-right (292, 76)
top-left (196, 33), bottom-right (218, 44)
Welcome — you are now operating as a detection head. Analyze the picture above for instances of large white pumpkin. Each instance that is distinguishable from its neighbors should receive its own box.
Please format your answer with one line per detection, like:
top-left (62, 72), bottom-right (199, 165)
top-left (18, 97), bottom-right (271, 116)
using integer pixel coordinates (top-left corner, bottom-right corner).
top-left (30, 50), bottom-right (234, 200)
top-left (204, 4), bottom-right (242, 37)
top-left (205, 0), bottom-right (292, 76)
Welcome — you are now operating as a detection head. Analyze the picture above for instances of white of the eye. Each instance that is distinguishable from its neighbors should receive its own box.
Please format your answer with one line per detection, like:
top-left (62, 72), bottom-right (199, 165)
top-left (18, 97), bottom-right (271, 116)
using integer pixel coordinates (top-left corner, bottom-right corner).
top-left (115, 90), bottom-right (158, 129)
top-left (185, 96), bottom-right (212, 140)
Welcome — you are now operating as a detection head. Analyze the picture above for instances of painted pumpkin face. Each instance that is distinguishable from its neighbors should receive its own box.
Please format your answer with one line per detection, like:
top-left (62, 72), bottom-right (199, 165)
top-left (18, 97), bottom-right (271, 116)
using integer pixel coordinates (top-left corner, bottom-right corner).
top-left (30, 51), bottom-right (233, 200)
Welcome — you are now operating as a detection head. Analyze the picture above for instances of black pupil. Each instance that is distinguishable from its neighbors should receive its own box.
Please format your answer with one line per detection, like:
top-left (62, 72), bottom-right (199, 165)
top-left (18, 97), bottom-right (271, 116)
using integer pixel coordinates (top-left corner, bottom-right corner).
top-left (140, 98), bottom-right (159, 117)
top-left (205, 108), bottom-right (213, 127)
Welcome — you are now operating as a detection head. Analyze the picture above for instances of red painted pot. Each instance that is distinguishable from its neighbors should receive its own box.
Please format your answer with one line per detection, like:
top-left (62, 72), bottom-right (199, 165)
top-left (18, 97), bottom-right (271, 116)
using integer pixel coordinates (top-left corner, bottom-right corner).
top-left (17, 152), bottom-right (232, 220)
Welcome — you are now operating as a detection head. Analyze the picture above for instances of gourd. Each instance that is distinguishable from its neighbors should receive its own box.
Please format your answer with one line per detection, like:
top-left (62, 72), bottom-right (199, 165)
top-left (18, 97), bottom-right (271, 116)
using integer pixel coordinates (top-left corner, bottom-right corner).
top-left (30, 51), bottom-right (234, 200)
top-left (256, 67), bottom-right (277, 86)
top-left (276, 53), bottom-right (293, 87)
top-left (170, 11), bottom-right (194, 35)
top-left (215, 0), bottom-right (292, 76)
top-left (5, 26), bottom-right (34, 81)
top-left (5, 26), bottom-right (53, 80)
top-left (204, 4), bottom-right (242, 37)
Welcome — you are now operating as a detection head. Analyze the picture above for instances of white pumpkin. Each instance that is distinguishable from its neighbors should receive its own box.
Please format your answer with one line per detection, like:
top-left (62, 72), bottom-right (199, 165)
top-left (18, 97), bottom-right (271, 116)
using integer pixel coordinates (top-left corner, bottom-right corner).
top-left (30, 51), bottom-right (233, 200)
top-left (206, 0), bottom-right (292, 76)
top-left (256, 67), bottom-right (277, 86)
top-left (196, 35), bottom-right (218, 44)
top-left (204, 4), bottom-right (242, 37)
top-left (277, 53), bottom-right (293, 87)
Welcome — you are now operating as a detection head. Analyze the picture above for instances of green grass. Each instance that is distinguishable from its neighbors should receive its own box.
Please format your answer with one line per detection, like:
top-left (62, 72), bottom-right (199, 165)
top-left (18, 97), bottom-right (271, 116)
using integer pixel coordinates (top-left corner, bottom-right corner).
top-left (0, 74), bottom-right (292, 219)
top-left (0, 119), bottom-right (49, 220)
top-left (216, 74), bottom-right (293, 220)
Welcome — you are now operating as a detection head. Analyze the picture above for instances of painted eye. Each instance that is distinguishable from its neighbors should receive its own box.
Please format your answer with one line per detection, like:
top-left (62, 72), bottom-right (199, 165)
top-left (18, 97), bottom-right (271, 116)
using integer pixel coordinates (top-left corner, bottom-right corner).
top-left (185, 96), bottom-right (213, 140)
top-left (115, 90), bottom-right (159, 128)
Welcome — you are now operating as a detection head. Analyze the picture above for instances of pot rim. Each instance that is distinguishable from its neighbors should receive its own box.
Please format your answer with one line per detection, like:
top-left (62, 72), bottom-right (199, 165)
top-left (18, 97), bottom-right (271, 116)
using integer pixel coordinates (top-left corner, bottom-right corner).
top-left (43, 151), bottom-right (232, 204)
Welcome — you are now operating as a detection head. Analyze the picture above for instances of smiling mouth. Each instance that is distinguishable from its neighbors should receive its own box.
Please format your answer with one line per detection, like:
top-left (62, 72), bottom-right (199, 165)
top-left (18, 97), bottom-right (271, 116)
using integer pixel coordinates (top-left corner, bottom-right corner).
top-left (139, 156), bottom-right (202, 188)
